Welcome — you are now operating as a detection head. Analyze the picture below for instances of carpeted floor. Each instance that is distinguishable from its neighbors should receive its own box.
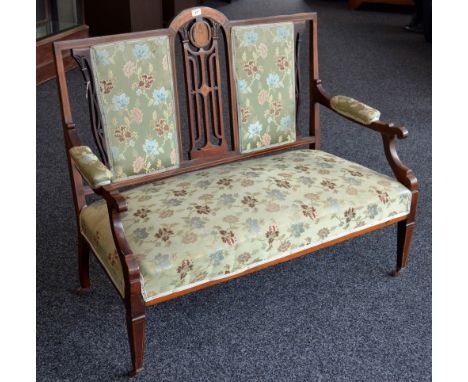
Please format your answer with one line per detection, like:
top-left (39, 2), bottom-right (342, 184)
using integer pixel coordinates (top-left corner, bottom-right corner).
top-left (36, 1), bottom-right (431, 381)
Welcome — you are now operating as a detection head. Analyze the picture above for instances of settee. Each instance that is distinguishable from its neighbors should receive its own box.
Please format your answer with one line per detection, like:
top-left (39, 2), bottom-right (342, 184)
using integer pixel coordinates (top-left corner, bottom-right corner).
top-left (54, 7), bottom-right (418, 376)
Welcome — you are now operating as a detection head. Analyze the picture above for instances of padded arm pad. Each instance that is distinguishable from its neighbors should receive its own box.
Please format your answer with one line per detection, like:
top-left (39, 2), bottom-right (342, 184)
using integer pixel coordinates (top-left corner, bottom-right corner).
top-left (330, 95), bottom-right (381, 125)
top-left (69, 146), bottom-right (113, 189)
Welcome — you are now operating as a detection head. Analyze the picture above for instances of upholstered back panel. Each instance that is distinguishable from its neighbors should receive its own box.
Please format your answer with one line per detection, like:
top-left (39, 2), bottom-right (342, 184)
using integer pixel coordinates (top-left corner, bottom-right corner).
top-left (90, 36), bottom-right (180, 181)
top-left (231, 22), bottom-right (296, 153)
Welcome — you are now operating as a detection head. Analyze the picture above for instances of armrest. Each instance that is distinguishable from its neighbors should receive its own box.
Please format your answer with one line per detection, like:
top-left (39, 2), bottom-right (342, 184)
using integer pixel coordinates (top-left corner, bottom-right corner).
top-left (69, 146), bottom-right (113, 189)
top-left (313, 81), bottom-right (407, 139)
top-left (311, 80), bottom-right (417, 192)
top-left (330, 95), bottom-right (380, 125)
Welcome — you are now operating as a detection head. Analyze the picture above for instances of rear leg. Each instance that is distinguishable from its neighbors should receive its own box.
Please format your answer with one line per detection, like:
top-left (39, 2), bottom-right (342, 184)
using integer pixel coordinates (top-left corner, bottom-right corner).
top-left (77, 234), bottom-right (91, 293)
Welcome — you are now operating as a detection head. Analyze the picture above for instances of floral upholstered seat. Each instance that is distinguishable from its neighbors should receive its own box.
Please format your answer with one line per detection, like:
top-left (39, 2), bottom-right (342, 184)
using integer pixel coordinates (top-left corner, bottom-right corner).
top-left (80, 149), bottom-right (411, 302)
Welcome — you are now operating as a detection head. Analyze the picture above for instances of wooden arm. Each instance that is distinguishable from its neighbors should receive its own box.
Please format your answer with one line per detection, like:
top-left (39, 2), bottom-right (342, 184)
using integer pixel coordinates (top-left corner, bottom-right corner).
top-left (68, 124), bottom-right (140, 296)
top-left (312, 80), bottom-right (417, 193)
top-left (313, 80), bottom-right (408, 139)
top-left (67, 123), bottom-right (144, 319)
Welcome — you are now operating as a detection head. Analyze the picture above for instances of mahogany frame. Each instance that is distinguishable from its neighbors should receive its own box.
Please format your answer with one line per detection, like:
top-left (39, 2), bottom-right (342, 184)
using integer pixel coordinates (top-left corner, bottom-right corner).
top-left (53, 7), bottom-right (418, 376)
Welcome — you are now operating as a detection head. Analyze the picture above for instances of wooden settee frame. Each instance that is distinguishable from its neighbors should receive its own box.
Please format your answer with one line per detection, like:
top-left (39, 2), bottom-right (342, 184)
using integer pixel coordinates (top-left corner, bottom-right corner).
top-left (53, 7), bottom-right (418, 376)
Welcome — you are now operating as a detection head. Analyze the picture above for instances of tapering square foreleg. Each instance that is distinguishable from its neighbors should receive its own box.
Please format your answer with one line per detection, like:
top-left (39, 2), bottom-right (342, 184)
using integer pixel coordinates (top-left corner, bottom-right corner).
top-left (393, 219), bottom-right (415, 275)
top-left (126, 311), bottom-right (146, 377)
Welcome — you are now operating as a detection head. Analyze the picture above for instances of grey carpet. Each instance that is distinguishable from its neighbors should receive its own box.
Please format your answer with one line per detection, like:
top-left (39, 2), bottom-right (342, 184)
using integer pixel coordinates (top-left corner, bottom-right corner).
top-left (36, 0), bottom-right (431, 381)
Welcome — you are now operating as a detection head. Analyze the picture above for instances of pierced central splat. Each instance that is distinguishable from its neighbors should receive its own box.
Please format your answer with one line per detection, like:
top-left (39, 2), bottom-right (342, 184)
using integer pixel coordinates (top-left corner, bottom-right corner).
top-left (180, 18), bottom-right (228, 159)
top-left (190, 21), bottom-right (211, 48)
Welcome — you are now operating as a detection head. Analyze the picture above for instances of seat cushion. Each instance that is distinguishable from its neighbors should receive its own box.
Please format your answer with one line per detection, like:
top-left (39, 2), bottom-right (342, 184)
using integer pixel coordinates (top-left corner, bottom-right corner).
top-left (80, 150), bottom-right (411, 302)
top-left (231, 22), bottom-right (296, 153)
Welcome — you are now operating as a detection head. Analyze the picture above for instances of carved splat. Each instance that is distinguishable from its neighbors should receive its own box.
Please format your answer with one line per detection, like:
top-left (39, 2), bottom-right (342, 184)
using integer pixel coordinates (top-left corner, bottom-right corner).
top-left (179, 18), bottom-right (228, 159)
top-left (72, 48), bottom-right (109, 167)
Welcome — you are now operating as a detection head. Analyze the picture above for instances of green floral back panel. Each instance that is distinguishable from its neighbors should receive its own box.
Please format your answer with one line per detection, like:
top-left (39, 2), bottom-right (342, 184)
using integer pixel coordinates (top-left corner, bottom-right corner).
top-left (90, 36), bottom-right (180, 181)
top-left (231, 22), bottom-right (296, 153)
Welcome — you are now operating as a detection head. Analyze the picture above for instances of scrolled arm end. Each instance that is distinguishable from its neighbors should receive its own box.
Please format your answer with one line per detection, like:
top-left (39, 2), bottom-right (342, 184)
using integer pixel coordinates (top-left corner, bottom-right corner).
top-left (69, 146), bottom-right (113, 189)
top-left (330, 95), bottom-right (381, 125)
top-left (396, 125), bottom-right (408, 139)
top-left (370, 121), bottom-right (409, 139)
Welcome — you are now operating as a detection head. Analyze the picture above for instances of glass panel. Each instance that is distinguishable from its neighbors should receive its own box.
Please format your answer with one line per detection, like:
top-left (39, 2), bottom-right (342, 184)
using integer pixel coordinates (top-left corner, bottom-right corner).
top-left (36, 0), bottom-right (83, 40)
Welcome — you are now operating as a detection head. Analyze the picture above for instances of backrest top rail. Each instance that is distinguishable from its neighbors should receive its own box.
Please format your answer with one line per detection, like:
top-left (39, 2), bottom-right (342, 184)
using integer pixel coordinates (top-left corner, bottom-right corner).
top-left (54, 11), bottom-right (317, 52)
top-left (54, 28), bottom-right (171, 51)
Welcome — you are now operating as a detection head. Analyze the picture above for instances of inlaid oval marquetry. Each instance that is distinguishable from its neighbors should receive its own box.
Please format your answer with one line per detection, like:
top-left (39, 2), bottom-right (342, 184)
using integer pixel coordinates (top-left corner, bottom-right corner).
top-left (190, 21), bottom-right (211, 48)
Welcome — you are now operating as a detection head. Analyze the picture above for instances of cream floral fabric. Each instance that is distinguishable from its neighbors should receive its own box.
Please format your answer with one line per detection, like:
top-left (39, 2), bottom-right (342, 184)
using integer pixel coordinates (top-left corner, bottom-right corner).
top-left (90, 36), bottom-right (180, 182)
top-left (80, 203), bottom-right (126, 297)
top-left (330, 95), bottom-right (381, 125)
top-left (70, 146), bottom-right (113, 188)
top-left (80, 149), bottom-right (411, 302)
top-left (232, 23), bottom-right (296, 153)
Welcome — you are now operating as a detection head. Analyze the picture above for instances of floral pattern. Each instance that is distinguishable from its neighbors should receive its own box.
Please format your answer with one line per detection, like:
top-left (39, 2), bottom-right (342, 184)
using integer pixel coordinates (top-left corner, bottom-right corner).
top-left (79, 149), bottom-right (411, 302)
top-left (330, 95), bottom-right (381, 125)
top-left (90, 36), bottom-right (180, 181)
top-left (69, 146), bottom-right (113, 188)
top-left (232, 23), bottom-right (296, 152)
